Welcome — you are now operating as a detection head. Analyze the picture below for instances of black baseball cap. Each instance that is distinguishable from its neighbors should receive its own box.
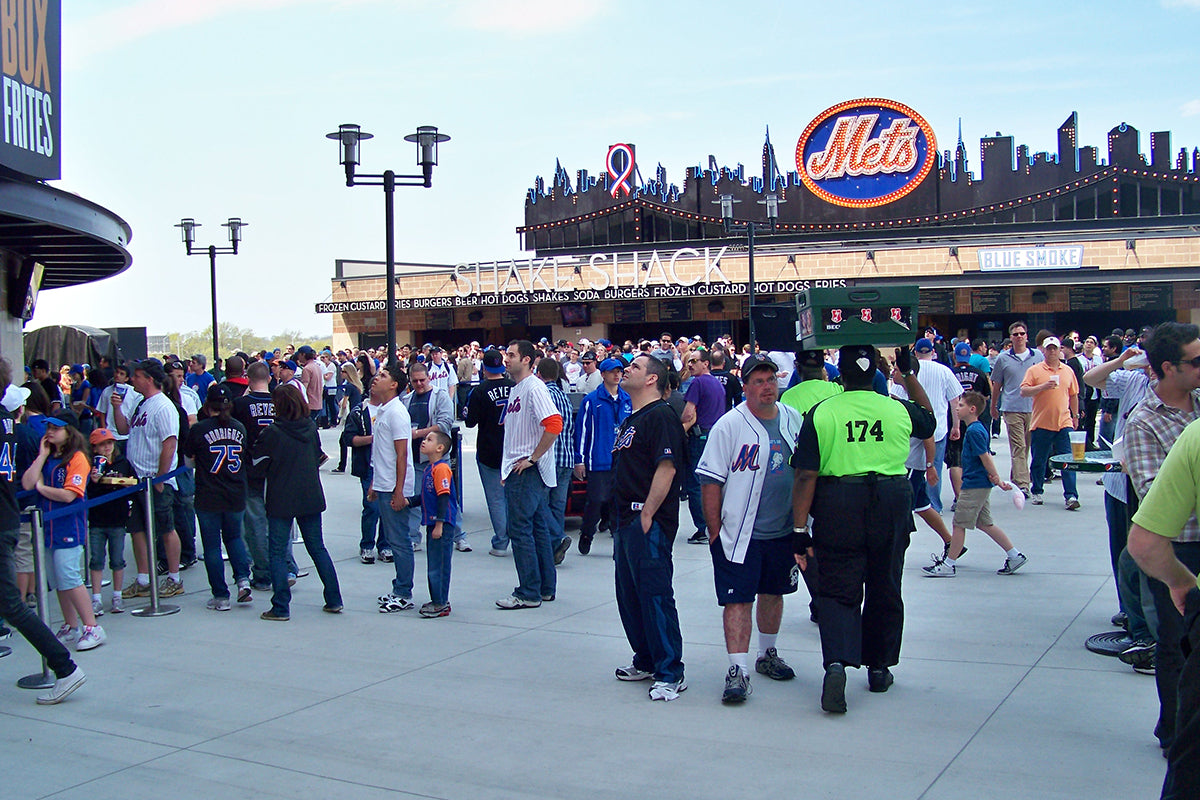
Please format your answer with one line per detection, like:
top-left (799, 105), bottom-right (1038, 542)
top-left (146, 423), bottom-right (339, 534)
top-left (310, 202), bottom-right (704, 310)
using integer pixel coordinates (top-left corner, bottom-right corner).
top-left (740, 353), bottom-right (778, 378)
top-left (838, 345), bottom-right (878, 382)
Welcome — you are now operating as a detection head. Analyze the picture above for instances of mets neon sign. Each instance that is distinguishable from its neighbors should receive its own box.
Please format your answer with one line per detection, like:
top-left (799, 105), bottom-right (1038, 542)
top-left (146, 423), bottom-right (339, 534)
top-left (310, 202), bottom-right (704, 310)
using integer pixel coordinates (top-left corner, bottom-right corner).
top-left (796, 98), bottom-right (936, 208)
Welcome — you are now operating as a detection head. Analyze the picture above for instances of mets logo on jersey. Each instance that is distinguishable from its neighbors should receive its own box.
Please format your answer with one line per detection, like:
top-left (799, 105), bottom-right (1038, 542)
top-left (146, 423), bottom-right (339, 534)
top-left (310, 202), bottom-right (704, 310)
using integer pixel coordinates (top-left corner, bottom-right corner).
top-left (614, 426), bottom-right (636, 450)
top-left (507, 396), bottom-right (522, 416)
top-left (730, 444), bottom-right (760, 472)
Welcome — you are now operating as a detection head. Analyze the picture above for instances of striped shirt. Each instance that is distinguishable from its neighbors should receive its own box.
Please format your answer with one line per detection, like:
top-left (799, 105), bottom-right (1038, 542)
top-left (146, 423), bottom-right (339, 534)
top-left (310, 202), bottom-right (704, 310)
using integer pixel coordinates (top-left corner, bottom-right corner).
top-left (1124, 384), bottom-right (1200, 541)
top-left (126, 392), bottom-right (180, 489)
top-left (502, 375), bottom-right (561, 486)
top-left (545, 380), bottom-right (575, 471)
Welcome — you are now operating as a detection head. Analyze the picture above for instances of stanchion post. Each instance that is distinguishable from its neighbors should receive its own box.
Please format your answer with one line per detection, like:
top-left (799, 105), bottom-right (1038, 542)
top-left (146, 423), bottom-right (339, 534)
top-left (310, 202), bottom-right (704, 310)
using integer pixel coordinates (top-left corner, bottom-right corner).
top-left (131, 478), bottom-right (180, 617)
top-left (17, 509), bottom-right (55, 689)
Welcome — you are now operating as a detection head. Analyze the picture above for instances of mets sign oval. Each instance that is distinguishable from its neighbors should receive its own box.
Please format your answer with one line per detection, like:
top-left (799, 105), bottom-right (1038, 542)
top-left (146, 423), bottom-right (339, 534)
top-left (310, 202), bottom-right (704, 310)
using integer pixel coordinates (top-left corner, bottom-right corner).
top-left (796, 98), bottom-right (937, 208)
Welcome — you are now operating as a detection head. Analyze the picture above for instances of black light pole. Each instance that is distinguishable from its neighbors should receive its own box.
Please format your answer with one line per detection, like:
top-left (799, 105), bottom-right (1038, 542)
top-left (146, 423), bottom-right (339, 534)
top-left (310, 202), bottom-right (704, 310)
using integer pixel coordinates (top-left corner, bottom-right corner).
top-left (325, 123), bottom-right (449, 360)
top-left (175, 216), bottom-right (246, 367)
top-left (715, 193), bottom-right (781, 351)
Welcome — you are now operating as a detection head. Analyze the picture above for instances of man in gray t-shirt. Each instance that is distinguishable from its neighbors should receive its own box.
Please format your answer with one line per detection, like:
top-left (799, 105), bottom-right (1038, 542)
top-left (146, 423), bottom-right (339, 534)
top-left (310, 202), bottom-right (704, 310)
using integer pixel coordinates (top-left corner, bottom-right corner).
top-left (696, 354), bottom-right (805, 703)
top-left (989, 322), bottom-right (1044, 493)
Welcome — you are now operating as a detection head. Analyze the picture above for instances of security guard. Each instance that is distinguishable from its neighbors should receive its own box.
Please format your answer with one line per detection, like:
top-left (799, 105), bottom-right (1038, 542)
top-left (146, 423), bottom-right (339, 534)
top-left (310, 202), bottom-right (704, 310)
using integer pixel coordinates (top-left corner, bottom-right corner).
top-left (791, 344), bottom-right (935, 714)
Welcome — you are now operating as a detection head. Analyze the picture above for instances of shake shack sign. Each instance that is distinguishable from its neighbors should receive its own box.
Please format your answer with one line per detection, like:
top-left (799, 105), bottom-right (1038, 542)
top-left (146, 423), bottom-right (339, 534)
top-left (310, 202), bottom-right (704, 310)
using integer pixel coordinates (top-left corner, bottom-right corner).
top-left (0, 0), bottom-right (60, 180)
top-left (315, 248), bottom-right (847, 313)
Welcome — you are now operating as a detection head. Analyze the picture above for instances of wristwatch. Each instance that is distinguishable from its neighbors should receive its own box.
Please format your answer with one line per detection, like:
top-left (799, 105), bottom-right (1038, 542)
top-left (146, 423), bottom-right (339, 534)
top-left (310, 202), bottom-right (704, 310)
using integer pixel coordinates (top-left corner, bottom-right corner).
top-left (925, 461), bottom-right (935, 469)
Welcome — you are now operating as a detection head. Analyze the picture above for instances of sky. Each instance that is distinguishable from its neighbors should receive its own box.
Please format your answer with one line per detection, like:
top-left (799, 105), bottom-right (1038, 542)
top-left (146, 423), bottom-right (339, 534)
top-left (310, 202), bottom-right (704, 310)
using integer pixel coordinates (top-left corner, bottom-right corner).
top-left (28, 0), bottom-right (1200, 340)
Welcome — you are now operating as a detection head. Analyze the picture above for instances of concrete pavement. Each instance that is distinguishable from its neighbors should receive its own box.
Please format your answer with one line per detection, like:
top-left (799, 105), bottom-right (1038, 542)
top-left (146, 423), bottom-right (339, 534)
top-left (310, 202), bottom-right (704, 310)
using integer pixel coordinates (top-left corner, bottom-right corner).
top-left (1, 425), bottom-right (1167, 799)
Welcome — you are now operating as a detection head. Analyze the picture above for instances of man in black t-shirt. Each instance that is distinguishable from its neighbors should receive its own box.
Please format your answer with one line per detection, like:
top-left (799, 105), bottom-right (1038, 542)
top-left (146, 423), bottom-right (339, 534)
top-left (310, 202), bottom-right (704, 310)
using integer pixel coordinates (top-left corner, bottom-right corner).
top-left (611, 354), bottom-right (687, 701)
top-left (709, 347), bottom-right (743, 413)
top-left (232, 361), bottom-right (295, 589)
top-left (464, 349), bottom-right (515, 555)
top-left (184, 385), bottom-right (252, 608)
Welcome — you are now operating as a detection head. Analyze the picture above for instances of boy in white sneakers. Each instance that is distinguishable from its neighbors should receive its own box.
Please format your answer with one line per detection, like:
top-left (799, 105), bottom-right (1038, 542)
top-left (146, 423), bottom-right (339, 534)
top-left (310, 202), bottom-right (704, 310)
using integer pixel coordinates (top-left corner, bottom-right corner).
top-left (926, 391), bottom-right (1028, 577)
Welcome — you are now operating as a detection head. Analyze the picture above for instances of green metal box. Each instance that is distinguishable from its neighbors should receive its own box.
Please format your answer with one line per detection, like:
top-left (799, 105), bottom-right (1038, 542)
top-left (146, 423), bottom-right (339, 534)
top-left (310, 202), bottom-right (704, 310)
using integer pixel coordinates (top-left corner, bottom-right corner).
top-left (795, 285), bottom-right (920, 349)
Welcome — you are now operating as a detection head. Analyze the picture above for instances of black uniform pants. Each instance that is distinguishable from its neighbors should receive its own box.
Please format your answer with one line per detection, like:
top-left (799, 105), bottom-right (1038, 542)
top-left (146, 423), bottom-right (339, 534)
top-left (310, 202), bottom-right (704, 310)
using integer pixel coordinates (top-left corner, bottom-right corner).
top-left (1163, 587), bottom-right (1200, 800)
top-left (811, 476), bottom-right (912, 670)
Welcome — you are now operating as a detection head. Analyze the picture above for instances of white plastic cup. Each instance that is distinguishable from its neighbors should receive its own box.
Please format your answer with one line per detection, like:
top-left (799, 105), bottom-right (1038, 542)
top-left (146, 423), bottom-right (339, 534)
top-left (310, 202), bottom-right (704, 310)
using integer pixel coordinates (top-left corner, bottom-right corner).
top-left (1069, 430), bottom-right (1086, 460)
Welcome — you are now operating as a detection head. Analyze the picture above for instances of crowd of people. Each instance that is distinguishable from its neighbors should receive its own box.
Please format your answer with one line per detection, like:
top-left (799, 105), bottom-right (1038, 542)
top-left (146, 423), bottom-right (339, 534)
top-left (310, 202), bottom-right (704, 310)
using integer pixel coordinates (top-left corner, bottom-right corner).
top-left (1, 320), bottom-right (1197, 798)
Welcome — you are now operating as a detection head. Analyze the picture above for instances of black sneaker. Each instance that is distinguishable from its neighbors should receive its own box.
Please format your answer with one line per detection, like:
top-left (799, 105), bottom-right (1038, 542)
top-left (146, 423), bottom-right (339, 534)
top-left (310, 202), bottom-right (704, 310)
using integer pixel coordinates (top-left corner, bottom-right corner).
top-left (867, 667), bottom-right (894, 693)
top-left (687, 531), bottom-right (708, 545)
top-left (577, 534), bottom-right (592, 555)
top-left (1111, 612), bottom-right (1128, 630)
top-left (553, 536), bottom-right (572, 565)
top-left (754, 648), bottom-right (795, 681)
top-left (180, 557), bottom-right (198, 571)
top-left (721, 666), bottom-right (752, 703)
top-left (821, 663), bottom-right (847, 713)
top-left (1118, 640), bottom-right (1156, 671)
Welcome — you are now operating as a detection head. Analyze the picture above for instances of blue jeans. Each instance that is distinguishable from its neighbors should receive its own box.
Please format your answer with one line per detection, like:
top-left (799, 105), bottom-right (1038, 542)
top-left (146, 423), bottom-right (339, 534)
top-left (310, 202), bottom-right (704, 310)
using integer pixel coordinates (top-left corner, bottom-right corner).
top-left (377, 491), bottom-right (415, 599)
top-left (614, 518), bottom-right (684, 683)
top-left (504, 466), bottom-right (555, 601)
top-left (538, 465), bottom-right (572, 550)
top-left (426, 523), bottom-right (456, 605)
top-left (244, 483), bottom-right (297, 585)
top-left (683, 432), bottom-right (708, 534)
top-left (196, 510), bottom-right (252, 599)
top-left (1029, 427), bottom-right (1078, 499)
top-left (927, 436), bottom-right (948, 513)
top-left (407, 462), bottom-right (430, 547)
top-left (358, 473), bottom-right (384, 551)
top-left (267, 513), bottom-right (341, 617)
top-left (477, 461), bottom-right (508, 551)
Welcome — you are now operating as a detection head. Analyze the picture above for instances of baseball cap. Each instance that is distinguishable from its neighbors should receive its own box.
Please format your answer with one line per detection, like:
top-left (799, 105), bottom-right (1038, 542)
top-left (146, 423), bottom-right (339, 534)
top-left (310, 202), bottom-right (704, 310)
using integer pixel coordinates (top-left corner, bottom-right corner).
top-left (599, 357), bottom-right (626, 372)
top-left (279, 359), bottom-right (298, 371)
top-left (914, 338), bottom-right (935, 354)
top-left (796, 350), bottom-right (824, 369)
top-left (69, 364), bottom-right (85, 375)
top-left (838, 344), bottom-right (878, 382)
top-left (133, 359), bottom-right (167, 383)
top-left (165, 359), bottom-right (187, 373)
top-left (740, 353), bottom-right (778, 378)
top-left (296, 345), bottom-right (316, 357)
top-left (1, 383), bottom-right (31, 412)
top-left (1042, 336), bottom-right (1061, 349)
top-left (954, 342), bottom-right (972, 362)
top-left (580, 351), bottom-right (596, 362)
top-left (481, 350), bottom-right (506, 374)
top-left (89, 428), bottom-right (117, 445)
top-left (206, 384), bottom-right (233, 404)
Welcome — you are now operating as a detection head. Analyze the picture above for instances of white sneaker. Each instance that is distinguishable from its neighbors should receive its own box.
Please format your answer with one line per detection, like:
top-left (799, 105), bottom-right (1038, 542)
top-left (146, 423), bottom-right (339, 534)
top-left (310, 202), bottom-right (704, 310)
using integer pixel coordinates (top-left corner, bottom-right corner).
top-left (648, 678), bottom-right (688, 701)
top-left (495, 594), bottom-right (541, 610)
top-left (923, 560), bottom-right (956, 577)
top-left (54, 623), bottom-right (78, 647)
top-left (1030, 494), bottom-right (1044, 505)
top-left (411, 540), bottom-right (423, 552)
top-left (489, 548), bottom-right (509, 557)
top-left (91, 599), bottom-right (105, 617)
top-left (110, 596), bottom-right (125, 614)
top-left (360, 548), bottom-right (376, 564)
top-left (454, 539), bottom-right (472, 552)
top-left (75, 625), bottom-right (106, 651)
top-left (997, 553), bottom-right (1028, 575)
top-left (36, 666), bottom-right (85, 704)
top-left (206, 597), bottom-right (232, 611)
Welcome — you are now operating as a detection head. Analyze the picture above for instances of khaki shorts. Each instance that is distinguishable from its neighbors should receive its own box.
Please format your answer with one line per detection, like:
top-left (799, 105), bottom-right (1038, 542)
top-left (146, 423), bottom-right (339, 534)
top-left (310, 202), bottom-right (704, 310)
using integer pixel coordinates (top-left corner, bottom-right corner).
top-left (13, 525), bottom-right (34, 573)
top-left (953, 487), bottom-right (993, 530)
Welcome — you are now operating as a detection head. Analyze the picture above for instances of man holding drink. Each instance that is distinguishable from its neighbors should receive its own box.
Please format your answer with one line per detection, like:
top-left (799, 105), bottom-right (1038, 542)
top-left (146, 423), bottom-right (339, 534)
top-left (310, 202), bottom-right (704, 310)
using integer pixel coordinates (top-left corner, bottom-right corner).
top-left (1020, 336), bottom-right (1081, 510)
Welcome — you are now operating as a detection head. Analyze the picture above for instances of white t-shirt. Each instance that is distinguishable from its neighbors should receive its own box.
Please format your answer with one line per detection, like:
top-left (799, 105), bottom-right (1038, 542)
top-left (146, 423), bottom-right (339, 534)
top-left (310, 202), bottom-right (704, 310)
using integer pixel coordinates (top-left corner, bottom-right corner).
top-left (563, 360), bottom-right (583, 389)
top-left (370, 395), bottom-right (414, 494)
top-left (890, 357), bottom-right (963, 441)
top-left (98, 383), bottom-right (142, 441)
top-left (179, 384), bottom-right (201, 419)
top-left (322, 361), bottom-right (338, 389)
top-left (501, 374), bottom-right (560, 486)
top-left (126, 391), bottom-right (180, 488)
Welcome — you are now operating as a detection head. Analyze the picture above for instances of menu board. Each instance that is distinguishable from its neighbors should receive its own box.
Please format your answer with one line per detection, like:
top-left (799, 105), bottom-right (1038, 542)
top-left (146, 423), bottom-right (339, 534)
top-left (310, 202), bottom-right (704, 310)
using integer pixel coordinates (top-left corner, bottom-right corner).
top-left (658, 298), bottom-right (692, 322)
top-left (1129, 284), bottom-right (1173, 310)
top-left (920, 289), bottom-right (957, 314)
top-left (614, 301), bottom-right (646, 323)
top-left (1069, 286), bottom-right (1110, 311)
top-left (425, 309), bottom-right (452, 329)
top-left (500, 305), bottom-right (528, 326)
top-left (970, 288), bottom-right (1010, 314)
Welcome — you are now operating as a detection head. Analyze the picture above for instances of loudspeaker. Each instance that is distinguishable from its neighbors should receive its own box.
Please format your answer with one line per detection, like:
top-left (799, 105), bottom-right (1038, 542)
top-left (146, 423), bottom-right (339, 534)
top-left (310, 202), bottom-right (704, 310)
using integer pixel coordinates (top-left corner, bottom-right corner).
top-left (751, 303), bottom-right (798, 351)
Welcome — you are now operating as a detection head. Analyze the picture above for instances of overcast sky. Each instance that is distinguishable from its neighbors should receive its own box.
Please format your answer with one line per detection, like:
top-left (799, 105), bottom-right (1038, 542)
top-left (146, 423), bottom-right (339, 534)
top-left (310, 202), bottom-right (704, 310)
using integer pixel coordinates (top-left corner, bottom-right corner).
top-left (28, 0), bottom-right (1200, 339)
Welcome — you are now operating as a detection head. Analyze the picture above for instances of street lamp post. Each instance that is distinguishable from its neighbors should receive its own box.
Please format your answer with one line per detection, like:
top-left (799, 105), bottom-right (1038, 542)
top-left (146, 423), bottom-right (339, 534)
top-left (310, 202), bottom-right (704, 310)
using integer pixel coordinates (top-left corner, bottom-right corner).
top-left (714, 193), bottom-right (781, 350)
top-left (325, 123), bottom-right (449, 360)
top-left (175, 216), bottom-right (247, 367)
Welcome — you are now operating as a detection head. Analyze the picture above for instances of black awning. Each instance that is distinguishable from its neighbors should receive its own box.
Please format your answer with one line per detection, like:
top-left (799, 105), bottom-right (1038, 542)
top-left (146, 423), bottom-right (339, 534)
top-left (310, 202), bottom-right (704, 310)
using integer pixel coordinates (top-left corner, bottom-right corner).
top-left (0, 179), bottom-right (131, 288)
